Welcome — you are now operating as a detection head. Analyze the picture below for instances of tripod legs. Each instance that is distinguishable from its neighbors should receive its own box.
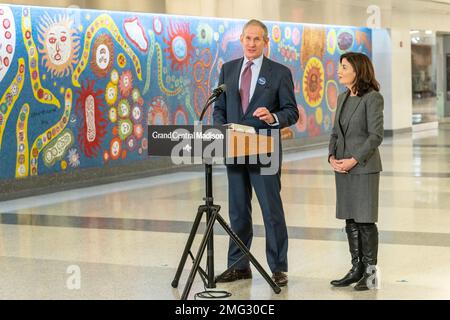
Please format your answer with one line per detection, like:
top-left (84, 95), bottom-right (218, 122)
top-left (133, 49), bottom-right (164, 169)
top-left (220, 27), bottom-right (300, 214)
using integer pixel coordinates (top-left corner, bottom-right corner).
top-left (172, 203), bottom-right (281, 300)
top-left (171, 205), bottom-right (206, 289)
top-left (180, 205), bottom-right (220, 300)
top-left (215, 214), bottom-right (281, 294)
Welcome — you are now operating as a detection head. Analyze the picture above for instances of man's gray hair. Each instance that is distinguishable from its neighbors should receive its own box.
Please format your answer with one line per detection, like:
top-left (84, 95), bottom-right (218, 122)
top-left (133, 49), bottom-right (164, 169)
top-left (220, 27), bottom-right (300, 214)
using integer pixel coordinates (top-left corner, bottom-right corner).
top-left (242, 19), bottom-right (269, 40)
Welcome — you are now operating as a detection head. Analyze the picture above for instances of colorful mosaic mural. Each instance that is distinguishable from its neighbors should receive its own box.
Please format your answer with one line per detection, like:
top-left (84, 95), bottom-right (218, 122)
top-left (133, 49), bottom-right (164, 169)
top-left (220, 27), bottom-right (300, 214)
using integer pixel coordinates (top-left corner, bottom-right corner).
top-left (0, 4), bottom-right (372, 179)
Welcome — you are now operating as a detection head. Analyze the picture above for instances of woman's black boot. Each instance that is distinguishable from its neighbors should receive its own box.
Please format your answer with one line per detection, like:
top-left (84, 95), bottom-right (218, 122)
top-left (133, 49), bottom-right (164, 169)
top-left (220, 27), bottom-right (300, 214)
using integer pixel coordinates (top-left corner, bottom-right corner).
top-left (331, 221), bottom-right (364, 287)
top-left (354, 223), bottom-right (379, 291)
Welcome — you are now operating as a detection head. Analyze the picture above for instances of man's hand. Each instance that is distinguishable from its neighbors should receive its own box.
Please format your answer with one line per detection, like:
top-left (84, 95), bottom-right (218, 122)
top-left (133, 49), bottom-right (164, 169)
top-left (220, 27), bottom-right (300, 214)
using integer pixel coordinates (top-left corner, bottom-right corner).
top-left (253, 107), bottom-right (275, 124)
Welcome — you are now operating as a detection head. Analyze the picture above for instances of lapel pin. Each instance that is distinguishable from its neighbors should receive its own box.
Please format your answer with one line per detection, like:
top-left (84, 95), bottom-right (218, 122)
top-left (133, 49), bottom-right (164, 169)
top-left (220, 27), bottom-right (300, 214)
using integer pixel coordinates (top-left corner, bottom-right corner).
top-left (258, 77), bottom-right (266, 86)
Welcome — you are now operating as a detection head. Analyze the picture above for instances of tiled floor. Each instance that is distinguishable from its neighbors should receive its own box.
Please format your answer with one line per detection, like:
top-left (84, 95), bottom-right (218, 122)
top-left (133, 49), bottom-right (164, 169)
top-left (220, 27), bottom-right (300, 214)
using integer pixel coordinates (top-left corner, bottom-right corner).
top-left (1, 124), bottom-right (450, 300)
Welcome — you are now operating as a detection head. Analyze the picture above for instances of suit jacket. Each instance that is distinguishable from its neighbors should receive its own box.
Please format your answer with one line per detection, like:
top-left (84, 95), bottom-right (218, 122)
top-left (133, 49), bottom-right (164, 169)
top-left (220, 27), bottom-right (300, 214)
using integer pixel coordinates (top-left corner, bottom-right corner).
top-left (213, 56), bottom-right (299, 134)
top-left (328, 90), bottom-right (384, 174)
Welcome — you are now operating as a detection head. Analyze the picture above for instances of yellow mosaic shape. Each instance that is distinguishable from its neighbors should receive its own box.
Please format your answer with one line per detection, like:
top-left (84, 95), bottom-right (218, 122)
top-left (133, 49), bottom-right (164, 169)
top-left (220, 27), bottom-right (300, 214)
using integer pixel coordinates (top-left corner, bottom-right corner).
top-left (117, 53), bottom-right (127, 68)
top-left (30, 88), bottom-right (73, 176)
top-left (105, 82), bottom-right (118, 106)
top-left (315, 107), bottom-right (323, 125)
top-left (302, 57), bottom-right (325, 108)
top-left (21, 8), bottom-right (61, 109)
top-left (110, 69), bottom-right (119, 85)
top-left (143, 30), bottom-right (156, 95)
top-left (327, 29), bottom-right (337, 55)
top-left (155, 42), bottom-right (183, 97)
top-left (72, 14), bottom-right (142, 87)
top-left (0, 58), bottom-right (26, 149)
top-left (16, 103), bottom-right (30, 178)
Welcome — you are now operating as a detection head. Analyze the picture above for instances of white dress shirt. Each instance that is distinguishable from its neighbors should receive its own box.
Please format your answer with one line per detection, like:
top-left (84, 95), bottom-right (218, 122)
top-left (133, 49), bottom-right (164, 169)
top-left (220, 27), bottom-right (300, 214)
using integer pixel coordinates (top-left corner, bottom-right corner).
top-left (239, 54), bottom-right (263, 102)
top-left (238, 54), bottom-right (279, 125)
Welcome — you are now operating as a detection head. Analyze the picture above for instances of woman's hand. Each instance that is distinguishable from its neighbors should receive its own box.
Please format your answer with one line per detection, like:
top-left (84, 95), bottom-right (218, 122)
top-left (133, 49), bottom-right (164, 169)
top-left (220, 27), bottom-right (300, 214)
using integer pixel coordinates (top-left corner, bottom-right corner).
top-left (329, 156), bottom-right (358, 173)
top-left (340, 157), bottom-right (358, 172)
top-left (329, 155), bottom-right (347, 173)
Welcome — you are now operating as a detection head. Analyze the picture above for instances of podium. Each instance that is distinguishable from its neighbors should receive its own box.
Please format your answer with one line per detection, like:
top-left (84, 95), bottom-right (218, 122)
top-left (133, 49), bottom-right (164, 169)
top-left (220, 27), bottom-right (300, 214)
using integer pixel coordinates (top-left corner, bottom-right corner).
top-left (227, 130), bottom-right (273, 158)
top-left (148, 125), bottom-right (281, 300)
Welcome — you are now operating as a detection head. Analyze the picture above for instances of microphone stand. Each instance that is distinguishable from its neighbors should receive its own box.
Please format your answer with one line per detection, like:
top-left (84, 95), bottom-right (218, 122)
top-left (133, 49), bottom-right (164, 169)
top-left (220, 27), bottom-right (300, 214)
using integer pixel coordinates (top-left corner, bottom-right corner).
top-left (171, 90), bottom-right (220, 297)
top-left (199, 94), bottom-right (219, 122)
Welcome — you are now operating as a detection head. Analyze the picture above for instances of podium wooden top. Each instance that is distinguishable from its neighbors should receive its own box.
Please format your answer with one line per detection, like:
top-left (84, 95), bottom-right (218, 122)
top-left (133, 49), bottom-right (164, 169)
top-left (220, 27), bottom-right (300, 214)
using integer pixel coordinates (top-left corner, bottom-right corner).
top-left (227, 130), bottom-right (274, 158)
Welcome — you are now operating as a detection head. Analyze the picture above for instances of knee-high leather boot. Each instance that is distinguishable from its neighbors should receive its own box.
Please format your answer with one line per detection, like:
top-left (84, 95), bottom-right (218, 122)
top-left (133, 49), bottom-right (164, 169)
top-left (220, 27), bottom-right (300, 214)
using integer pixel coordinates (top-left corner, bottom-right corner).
top-left (330, 222), bottom-right (364, 287)
top-left (354, 223), bottom-right (379, 291)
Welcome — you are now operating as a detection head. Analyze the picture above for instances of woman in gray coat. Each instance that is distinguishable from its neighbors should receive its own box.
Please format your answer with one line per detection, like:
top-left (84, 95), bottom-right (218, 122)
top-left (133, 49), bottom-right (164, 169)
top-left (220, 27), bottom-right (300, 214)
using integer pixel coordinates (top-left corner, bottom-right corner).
top-left (328, 52), bottom-right (383, 291)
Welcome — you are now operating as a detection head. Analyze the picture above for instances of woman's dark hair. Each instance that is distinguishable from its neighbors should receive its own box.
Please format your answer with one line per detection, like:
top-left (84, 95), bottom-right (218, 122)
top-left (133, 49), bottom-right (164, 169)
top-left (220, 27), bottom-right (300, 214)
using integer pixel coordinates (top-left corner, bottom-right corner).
top-left (340, 52), bottom-right (380, 96)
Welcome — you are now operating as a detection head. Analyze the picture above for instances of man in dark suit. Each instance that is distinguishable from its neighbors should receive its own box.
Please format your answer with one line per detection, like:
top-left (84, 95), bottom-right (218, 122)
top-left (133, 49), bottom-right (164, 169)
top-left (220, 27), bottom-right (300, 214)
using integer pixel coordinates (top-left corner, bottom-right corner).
top-left (213, 19), bottom-right (298, 287)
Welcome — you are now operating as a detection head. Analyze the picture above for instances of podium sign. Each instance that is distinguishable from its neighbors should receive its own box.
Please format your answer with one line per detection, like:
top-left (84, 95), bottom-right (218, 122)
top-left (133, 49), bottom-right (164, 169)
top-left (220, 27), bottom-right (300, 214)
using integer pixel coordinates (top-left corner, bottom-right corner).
top-left (148, 125), bottom-right (226, 158)
top-left (148, 125), bottom-right (275, 167)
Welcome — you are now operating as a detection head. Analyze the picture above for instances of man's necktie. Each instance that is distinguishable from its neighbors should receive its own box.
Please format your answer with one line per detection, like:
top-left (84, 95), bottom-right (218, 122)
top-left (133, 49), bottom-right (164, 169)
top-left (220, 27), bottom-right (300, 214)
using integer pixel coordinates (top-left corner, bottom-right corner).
top-left (240, 61), bottom-right (253, 113)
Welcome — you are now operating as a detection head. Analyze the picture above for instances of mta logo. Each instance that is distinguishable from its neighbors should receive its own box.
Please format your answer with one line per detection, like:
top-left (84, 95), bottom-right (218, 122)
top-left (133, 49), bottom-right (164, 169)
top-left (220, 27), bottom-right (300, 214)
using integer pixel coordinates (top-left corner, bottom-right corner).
top-left (182, 144), bottom-right (192, 153)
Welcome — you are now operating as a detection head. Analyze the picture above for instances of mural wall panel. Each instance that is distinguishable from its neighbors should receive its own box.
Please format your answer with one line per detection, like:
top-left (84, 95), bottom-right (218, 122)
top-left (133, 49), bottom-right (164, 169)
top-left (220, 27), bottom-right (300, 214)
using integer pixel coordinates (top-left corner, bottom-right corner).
top-left (0, 4), bottom-right (372, 180)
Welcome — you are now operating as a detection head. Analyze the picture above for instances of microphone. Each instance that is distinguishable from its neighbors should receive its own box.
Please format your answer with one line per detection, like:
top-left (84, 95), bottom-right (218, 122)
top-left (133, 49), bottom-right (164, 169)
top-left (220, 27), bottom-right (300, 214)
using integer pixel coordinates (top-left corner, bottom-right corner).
top-left (211, 84), bottom-right (226, 98)
top-left (199, 84), bottom-right (227, 121)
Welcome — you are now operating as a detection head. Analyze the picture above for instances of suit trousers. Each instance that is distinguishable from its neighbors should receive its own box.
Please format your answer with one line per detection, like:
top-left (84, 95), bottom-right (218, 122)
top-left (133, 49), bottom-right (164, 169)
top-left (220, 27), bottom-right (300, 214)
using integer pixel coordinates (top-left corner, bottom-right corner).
top-left (226, 165), bottom-right (288, 273)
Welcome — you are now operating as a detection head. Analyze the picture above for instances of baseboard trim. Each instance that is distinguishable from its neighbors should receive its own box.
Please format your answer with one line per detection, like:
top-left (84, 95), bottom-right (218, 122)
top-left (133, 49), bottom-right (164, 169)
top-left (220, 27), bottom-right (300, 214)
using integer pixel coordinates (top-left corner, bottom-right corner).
top-left (412, 122), bottom-right (438, 132)
top-left (0, 157), bottom-right (201, 202)
top-left (282, 135), bottom-right (329, 153)
top-left (439, 117), bottom-right (450, 124)
top-left (384, 127), bottom-right (412, 137)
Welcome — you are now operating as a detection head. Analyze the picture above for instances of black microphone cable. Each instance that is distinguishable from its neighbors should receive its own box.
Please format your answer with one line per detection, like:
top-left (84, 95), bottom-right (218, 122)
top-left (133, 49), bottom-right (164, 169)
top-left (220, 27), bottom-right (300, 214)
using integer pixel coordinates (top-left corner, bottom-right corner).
top-left (188, 251), bottom-right (232, 300)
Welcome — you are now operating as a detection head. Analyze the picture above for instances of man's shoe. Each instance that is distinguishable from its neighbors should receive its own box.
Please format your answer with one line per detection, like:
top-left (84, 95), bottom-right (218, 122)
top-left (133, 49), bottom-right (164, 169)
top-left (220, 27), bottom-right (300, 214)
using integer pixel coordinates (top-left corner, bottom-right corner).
top-left (272, 272), bottom-right (288, 287)
top-left (215, 268), bottom-right (252, 283)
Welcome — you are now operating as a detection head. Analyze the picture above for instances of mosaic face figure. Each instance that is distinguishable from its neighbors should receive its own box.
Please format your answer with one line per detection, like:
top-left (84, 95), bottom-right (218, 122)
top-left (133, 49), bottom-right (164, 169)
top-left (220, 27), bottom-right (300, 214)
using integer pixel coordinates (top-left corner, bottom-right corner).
top-left (91, 34), bottom-right (114, 78)
top-left (97, 45), bottom-right (109, 68)
top-left (38, 13), bottom-right (79, 77)
top-left (310, 74), bottom-right (318, 92)
top-left (47, 25), bottom-right (71, 64)
top-left (107, 86), bottom-right (116, 101)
